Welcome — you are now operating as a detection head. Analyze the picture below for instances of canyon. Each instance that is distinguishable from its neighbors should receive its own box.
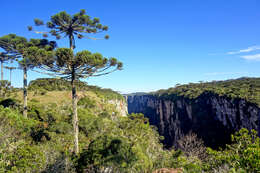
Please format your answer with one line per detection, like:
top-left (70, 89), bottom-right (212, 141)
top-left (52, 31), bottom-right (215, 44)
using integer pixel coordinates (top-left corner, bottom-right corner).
top-left (126, 89), bottom-right (260, 149)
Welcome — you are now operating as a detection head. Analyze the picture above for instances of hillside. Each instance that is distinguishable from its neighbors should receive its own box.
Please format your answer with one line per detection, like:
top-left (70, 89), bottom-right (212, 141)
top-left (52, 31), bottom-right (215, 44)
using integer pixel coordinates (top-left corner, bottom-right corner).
top-left (154, 77), bottom-right (260, 106)
top-left (0, 78), bottom-right (259, 172)
top-left (28, 78), bottom-right (124, 101)
top-left (0, 78), bottom-right (168, 172)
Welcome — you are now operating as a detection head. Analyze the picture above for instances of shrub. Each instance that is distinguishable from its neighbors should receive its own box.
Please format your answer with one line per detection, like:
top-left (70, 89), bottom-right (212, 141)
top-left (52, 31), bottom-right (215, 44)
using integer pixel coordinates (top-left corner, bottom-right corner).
top-left (76, 135), bottom-right (137, 173)
top-left (205, 128), bottom-right (260, 172)
top-left (177, 131), bottom-right (207, 161)
top-left (4, 142), bottom-right (46, 172)
top-left (78, 97), bottom-right (96, 109)
top-left (0, 98), bottom-right (20, 109)
top-left (0, 80), bottom-right (12, 98)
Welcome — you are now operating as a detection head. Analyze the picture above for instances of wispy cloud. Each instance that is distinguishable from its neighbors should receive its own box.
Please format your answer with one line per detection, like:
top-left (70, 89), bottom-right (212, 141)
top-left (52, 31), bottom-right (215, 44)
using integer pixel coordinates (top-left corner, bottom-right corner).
top-left (241, 54), bottom-right (260, 61)
top-left (227, 45), bottom-right (260, 55)
top-left (204, 72), bottom-right (249, 76)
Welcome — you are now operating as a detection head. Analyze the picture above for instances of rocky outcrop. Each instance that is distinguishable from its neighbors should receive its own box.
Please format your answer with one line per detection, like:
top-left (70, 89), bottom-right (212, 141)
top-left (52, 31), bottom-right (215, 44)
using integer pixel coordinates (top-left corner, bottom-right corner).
top-left (126, 92), bottom-right (260, 149)
top-left (108, 99), bottom-right (128, 116)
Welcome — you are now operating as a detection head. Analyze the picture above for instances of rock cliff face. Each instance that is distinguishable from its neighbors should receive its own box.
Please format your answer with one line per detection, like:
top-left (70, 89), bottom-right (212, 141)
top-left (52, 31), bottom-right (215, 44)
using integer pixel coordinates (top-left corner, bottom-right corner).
top-left (126, 93), bottom-right (260, 149)
top-left (108, 99), bottom-right (128, 116)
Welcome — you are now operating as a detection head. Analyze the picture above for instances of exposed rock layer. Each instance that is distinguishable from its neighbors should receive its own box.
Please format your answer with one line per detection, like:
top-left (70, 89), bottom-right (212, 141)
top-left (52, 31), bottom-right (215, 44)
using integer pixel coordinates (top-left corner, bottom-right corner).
top-left (126, 92), bottom-right (260, 149)
top-left (108, 99), bottom-right (128, 116)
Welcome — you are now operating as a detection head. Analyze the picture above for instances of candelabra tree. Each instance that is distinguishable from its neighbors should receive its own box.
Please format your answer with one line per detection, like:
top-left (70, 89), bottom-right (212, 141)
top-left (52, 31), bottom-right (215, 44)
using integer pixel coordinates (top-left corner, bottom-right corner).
top-left (28, 9), bottom-right (109, 49)
top-left (28, 9), bottom-right (116, 154)
top-left (0, 34), bottom-right (56, 117)
top-left (26, 46), bottom-right (122, 154)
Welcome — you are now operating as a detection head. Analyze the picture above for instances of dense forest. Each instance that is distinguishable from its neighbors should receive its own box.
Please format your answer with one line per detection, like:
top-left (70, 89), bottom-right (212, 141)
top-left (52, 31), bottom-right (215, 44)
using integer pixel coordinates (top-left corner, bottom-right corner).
top-left (0, 78), bottom-right (259, 172)
top-left (155, 77), bottom-right (260, 106)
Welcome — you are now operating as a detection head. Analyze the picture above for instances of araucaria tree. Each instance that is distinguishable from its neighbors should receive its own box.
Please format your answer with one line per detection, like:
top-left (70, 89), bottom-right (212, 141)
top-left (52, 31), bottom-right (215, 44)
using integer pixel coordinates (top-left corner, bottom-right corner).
top-left (29, 10), bottom-right (122, 154)
top-left (0, 34), bottom-right (56, 117)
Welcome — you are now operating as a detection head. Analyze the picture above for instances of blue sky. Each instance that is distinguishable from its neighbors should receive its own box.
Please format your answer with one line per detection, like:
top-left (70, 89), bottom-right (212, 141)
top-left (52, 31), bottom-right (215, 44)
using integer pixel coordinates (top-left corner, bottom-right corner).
top-left (0, 0), bottom-right (260, 93)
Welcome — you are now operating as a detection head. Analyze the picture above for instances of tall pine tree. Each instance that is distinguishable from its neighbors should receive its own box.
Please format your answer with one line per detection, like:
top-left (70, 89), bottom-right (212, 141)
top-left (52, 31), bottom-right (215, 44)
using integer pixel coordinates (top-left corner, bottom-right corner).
top-left (0, 34), bottom-right (56, 117)
top-left (29, 10), bottom-right (121, 154)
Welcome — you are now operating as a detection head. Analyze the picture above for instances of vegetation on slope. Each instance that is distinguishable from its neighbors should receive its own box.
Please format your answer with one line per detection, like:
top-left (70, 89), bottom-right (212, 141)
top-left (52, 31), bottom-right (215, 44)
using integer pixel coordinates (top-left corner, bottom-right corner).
top-left (0, 80), bottom-right (201, 172)
top-left (0, 78), bottom-right (259, 172)
top-left (28, 78), bottom-right (124, 101)
top-left (154, 77), bottom-right (260, 106)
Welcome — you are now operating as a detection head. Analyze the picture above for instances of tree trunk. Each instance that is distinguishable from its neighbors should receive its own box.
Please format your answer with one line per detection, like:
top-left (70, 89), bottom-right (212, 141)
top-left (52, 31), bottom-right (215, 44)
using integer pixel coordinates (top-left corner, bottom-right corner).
top-left (23, 67), bottom-right (27, 118)
top-left (69, 34), bottom-right (79, 154)
top-left (9, 69), bottom-right (12, 86)
top-left (1, 61), bottom-right (3, 81)
top-left (71, 68), bottom-right (79, 154)
top-left (69, 34), bottom-right (74, 50)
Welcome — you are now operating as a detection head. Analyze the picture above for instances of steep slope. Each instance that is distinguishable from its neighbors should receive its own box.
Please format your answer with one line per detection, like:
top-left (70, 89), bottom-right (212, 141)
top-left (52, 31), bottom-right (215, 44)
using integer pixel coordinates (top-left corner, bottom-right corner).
top-left (14, 78), bottom-right (128, 116)
top-left (127, 78), bottom-right (260, 149)
top-left (0, 78), bottom-right (167, 172)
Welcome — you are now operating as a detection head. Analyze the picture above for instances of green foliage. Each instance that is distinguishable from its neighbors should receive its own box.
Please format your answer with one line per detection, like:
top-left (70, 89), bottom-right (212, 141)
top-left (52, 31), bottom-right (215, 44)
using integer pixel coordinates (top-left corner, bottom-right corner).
top-left (29, 78), bottom-right (88, 91)
top-left (4, 142), bottom-right (46, 172)
top-left (77, 112), bottom-right (167, 172)
top-left (30, 123), bottom-right (51, 142)
top-left (0, 34), bottom-right (56, 69)
top-left (0, 107), bottom-right (43, 172)
top-left (155, 77), bottom-right (260, 106)
top-left (78, 97), bottom-right (96, 109)
top-left (0, 91), bottom-right (164, 172)
top-left (0, 106), bottom-right (37, 133)
top-left (0, 52), bottom-right (14, 64)
top-left (88, 85), bottom-right (124, 101)
top-left (205, 128), bottom-right (260, 172)
top-left (28, 78), bottom-right (124, 100)
top-left (28, 9), bottom-right (123, 155)
top-left (76, 135), bottom-right (137, 173)
top-left (0, 80), bottom-right (12, 97)
top-left (29, 10), bottom-right (109, 46)
top-left (1, 85), bottom-right (258, 172)
top-left (30, 48), bottom-right (122, 81)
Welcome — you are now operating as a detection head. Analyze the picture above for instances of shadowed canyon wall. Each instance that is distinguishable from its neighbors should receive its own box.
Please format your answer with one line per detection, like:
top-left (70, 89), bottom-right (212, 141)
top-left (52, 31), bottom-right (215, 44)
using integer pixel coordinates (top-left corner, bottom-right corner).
top-left (126, 92), bottom-right (260, 149)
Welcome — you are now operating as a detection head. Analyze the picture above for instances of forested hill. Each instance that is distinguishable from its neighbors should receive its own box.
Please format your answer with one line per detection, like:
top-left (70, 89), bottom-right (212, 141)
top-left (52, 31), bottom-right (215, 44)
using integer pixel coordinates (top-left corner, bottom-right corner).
top-left (28, 78), bottom-right (124, 101)
top-left (153, 77), bottom-right (260, 106)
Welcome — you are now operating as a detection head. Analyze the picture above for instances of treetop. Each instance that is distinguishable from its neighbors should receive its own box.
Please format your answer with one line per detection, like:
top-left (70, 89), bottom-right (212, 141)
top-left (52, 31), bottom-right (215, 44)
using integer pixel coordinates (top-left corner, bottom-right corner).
top-left (29, 9), bottom-right (109, 48)
top-left (27, 47), bottom-right (122, 79)
top-left (0, 34), bottom-right (56, 68)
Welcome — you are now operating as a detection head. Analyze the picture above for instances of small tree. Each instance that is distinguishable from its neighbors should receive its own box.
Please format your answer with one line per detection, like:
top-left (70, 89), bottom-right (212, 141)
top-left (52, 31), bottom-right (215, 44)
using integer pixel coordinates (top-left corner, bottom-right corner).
top-left (0, 34), bottom-right (56, 117)
top-left (29, 10), bottom-right (116, 154)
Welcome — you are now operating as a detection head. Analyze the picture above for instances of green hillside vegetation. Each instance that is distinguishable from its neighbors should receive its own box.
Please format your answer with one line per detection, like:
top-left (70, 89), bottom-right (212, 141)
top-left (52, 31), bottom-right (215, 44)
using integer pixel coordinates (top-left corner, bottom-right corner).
top-left (0, 79), bottom-right (201, 172)
top-left (0, 78), bottom-right (259, 172)
top-left (28, 78), bottom-right (124, 101)
top-left (155, 77), bottom-right (260, 106)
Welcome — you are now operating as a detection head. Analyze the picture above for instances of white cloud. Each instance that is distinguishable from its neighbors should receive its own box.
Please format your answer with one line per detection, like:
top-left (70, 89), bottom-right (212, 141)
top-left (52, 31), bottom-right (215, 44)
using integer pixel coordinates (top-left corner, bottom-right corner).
top-left (227, 46), bottom-right (260, 55)
top-left (241, 54), bottom-right (260, 61)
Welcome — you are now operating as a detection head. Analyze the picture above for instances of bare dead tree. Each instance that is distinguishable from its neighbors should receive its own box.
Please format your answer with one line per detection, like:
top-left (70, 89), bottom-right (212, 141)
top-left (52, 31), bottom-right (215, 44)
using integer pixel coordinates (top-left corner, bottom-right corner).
top-left (177, 131), bottom-right (207, 160)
